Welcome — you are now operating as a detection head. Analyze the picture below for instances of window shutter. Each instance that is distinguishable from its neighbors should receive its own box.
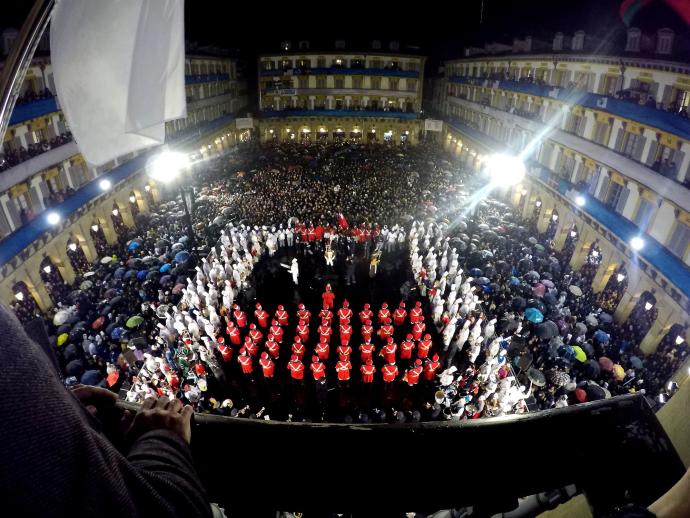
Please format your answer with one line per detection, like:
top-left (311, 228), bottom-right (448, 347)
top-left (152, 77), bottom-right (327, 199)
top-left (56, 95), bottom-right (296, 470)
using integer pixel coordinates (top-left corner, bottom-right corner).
top-left (614, 128), bottom-right (625, 151)
top-left (597, 176), bottom-right (610, 201)
top-left (615, 187), bottom-right (630, 214)
top-left (632, 136), bottom-right (646, 162)
top-left (646, 141), bottom-right (659, 166)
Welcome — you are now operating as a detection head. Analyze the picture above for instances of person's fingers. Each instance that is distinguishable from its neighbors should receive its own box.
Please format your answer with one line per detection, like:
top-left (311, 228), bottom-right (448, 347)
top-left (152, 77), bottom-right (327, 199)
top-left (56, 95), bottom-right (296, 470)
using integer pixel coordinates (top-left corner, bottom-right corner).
top-left (181, 405), bottom-right (194, 422)
top-left (157, 396), bottom-right (171, 409)
top-left (170, 398), bottom-right (183, 413)
top-left (142, 397), bottom-right (156, 410)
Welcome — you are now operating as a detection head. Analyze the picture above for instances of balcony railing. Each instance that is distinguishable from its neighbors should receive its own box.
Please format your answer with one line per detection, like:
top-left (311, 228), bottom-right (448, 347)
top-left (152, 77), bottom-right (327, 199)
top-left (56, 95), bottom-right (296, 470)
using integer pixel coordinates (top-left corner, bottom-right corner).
top-left (184, 73), bottom-right (230, 85)
top-left (261, 67), bottom-right (419, 78)
top-left (8, 96), bottom-right (59, 126)
top-left (448, 75), bottom-right (690, 142)
top-left (260, 108), bottom-right (419, 119)
top-left (444, 115), bottom-right (690, 301)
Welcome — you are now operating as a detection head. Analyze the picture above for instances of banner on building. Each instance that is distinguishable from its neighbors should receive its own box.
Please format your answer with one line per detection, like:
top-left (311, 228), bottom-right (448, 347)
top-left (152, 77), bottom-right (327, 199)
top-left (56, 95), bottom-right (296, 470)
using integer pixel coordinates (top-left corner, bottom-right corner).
top-left (424, 119), bottom-right (443, 132)
top-left (235, 118), bottom-right (254, 129)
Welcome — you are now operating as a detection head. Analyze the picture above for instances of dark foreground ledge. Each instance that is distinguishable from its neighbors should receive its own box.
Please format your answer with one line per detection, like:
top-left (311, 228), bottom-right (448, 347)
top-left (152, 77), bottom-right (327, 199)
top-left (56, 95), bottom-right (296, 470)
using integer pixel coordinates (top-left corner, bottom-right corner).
top-left (119, 394), bottom-right (684, 515)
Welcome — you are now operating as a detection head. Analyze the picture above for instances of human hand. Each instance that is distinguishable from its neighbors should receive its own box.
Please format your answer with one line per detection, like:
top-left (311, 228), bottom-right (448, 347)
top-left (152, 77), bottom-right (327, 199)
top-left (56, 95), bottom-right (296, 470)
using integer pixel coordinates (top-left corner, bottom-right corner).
top-left (71, 383), bottom-right (118, 416)
top-left (127, 396), bottom-right (193, 444)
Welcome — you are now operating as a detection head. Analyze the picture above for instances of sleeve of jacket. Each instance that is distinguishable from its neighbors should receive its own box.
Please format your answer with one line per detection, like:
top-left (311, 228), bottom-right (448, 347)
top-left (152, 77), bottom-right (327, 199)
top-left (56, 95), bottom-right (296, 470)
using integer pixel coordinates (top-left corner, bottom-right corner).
top-left (0, 304), bottom-right (212, 518)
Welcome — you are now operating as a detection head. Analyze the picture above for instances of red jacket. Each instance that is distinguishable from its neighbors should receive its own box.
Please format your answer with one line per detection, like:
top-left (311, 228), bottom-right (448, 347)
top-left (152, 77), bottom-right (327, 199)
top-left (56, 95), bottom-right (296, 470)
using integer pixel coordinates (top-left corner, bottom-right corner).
top-left (410, 308), bottom-right (423, 323)
top-left (382, 364), bottom-right (399, 383)
top-left (382, 343), bottom-right (397, 364)
top-left (359, 343), bottom-right (375, 362)
top-left (339, 325), bottom-right (352, 345)
top-left (218, 344), bottom-right (233, 363)
top-left (227, 326), bottom-right (241, 345)
top-left (292, 342), bottom-right (305, 359)
top-left (378, 309), bottom-right (390, 324)
top-left (412, 322), bottom-right (425, 340)
top-left (244, 341), bottom-right (258, 357)
top-left (359, 309), bottom-right (373, 323)
top-left (255, 310), bottom-right (269, 327)
top-left (322, 292), bottom-right (335, 309)
top-left (404, 367), bottom-right (422, 386)
top-left (238, 355), bottom-right (253, 374)
top-left (338, 308), bottom-right (352, 321)
top-left (315, 342), bottom-right (330, 360)
top-left (297, 324), bottom-right (309, 342)
top-left (297, 309), bottom-right (311, 322)
top-left (360, 364), bottom-right (376, 383)
top-left (270, 325), bottom-right (283, 342)
top-left (400, 340), bottom-right (415, 360)
top-left (266, 340), bottom-right (280, 359)
top-left (275, 310), bottom-right (289, 326)
top-left (424, 360), bottom-right (441, 381)
top-left (417, 340), bottom-right (431, 359)
top-left (233, 310), bottom-right (247, 328)
top-left (361, 325), bottom-right (373, 341)
top-left (310, 361), bottom-right (326, 380)
top-left (336, 360), bottom-right (351, 381)
top-left (288, 360), bottom-right (304, 380)
top-left (259, 357), bottom-right (275, 378)
top-left (393, 308), bottom-right (407, 326)
top-left (336, 345), bottom-right (352, 358)
top-left (318, 325), bottom-right (332, 342)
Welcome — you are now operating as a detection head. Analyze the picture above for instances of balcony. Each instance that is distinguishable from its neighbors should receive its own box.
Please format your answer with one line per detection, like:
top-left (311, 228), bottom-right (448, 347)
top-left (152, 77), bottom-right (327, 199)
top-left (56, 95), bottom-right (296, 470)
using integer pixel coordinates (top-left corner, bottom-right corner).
top-left (262, 86), bottom-right (417, 98)
top-left (444, 115), bottom-right (690, 300)
top-left (448, 75), bottom-right (690, 142)
top-left (260, 108), bottom-right (418, 120)
top-left (261, 67), bottom-right (419, 78)
top-left (186, 91), bottom-right (235, 110)
top-left (184, 73), bottom-right (230, 85)
top-left (8, 96), bottom-right (60, 126)
top-left (0, 139), bottom-right (78, 193)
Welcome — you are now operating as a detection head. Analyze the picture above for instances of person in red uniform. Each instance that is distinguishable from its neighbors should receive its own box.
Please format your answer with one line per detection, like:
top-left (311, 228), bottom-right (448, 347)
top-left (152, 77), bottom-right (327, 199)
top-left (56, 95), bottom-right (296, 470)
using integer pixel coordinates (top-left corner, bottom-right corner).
top-left (339, 318), bottom-right (352, 346)
top-left (381, 337), bottom-right (397, 364)
top-left (317, 319), bottom-right (332, 343)
top-left (233, 304), bottom-right (247, 328)
top-left (319, 306), bottom-right (333, 325)
top-left (417, 334), bottom-right (432, 359)
top-left (361, 319), bottom-right (373, 342)
top-left (254, 303), bottom-right (269, 328)
top-left (291, 337), bottom-right (305, 360)
top-left (393, 302), bottom-right (407, 326)
top-left (424, 354), bottom-right (441, 381)
top-left (359, 340), bottom-right (375, 364)
top-left (266, 335), bottom-right (280, 359)
top-left (243, 336), bottom-right (258, 358)
top-left (193, 361), bottom-right (206, 377)
top-left (248, 323), bottom-right (263, 344)
top-left (400, 334), bottom-right (415, 360)
top-left (336, 343), bottom-right (352, 360)
top-left (310, 355), bottom-right (326, 381)
top-left (338, 300), bottom-right (353, 323)
top-left (296, 303), bottom-right (311, 323)
top-left (226, 321), bottom-right (241, 345)
top-left (378, 319), bottom-right (394, 342)
top-left (335, 354), bottom-right (351, 383)
top-left (410, 301), bottom-right (423, 324)
top-left (288, 354), bottom-right (304, 381)
top-left (360, 359), bottom-right (376, 383)
top-left (322, 284), bottom-right (335, 309)
top-left (259, 352), bottom-right (275, 379)
top-left (378, 303), bottom-right (391, 324)
top-left (404, 359), bottom-right (423, 386)
top-left (315, 337), bottom-right (330, 361)
top-left (237, 348), bottom-right (253, 375)
top-left (382, 361), bottom-right (399, 383)
top-left (296, 319), bottom-right (309, 343)
top-left (412, 320), bottom-right (426, 341)
top-left (275, 305), bottom-right (289, 326)
top-left (269, 320), bottom-right (284, 343)
top-left (359, 303), bottom-right (373, 324)
top-left (218, 340), bottom-right (233, 363)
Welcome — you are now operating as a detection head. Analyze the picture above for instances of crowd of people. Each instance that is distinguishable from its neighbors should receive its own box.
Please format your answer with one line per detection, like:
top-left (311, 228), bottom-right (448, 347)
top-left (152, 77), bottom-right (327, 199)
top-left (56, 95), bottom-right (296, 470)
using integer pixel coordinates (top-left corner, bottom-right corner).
top-left (0, 132), bottom-right (73, 172)
top-left (13, 139), bottom-right (686, 425)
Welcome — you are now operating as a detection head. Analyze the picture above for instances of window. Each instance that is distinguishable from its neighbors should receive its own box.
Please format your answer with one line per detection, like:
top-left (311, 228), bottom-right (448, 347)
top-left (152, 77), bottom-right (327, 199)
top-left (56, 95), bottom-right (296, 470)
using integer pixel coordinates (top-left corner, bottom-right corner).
top-left (353, 77), bottom-right (363, 89)
top-left (317, 77), bottom-right (326, 89)
top-left (335, 78), bottom-right (344, 89)
top-left (371, 77), bottom-right (381, 90)
top-left (667, 221), bottom-right (690, 258)
top-left (298, 77), bottom-right (308, 89)
top-left (371, 59), bottom-right (382, 69)
top-left (407, 62), bottom-right (418, 72)
top-left (594, 122), bottom-right (610, 146)
top-left (605, 181), bottom-right (623, 209)
top-left (389, 78), bottom-right (399, 90)
top-left (634, 198), bottom-right (655, 229)
top-left (621, 132), bottom-right (640, 157)
top-left (407, 79), bottom-right (417, 92)
top-left (317, 57), bottom-right (326, 67)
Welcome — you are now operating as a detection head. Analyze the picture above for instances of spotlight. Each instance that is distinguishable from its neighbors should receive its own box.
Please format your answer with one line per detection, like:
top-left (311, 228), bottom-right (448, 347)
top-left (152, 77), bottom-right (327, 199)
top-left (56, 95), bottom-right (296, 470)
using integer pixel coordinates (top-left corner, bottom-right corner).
top-left (575, 195), bottom-right (585, 206)
top-left (99, 179), bottom-right (111, 191)
top-left (269, 129), bottom-right (274, 134)
top-left (675, 335), bottom-right (684, 345)
top-left (644, 301), bottom-right (653, 311)
top-left (68, 242), bottom-right (77, 251)
top-left (485, 154), bottom-right (526, 186)
top-left (570, 230), bottom-right (577, 238)
top-left (630, 236), bottom-right (644, 251)
top-left (43, 265), bottom-right (52, 274)
top-left (46, 212), bottom-right (61, 225)
top-left (521, 188), bottom-right (527, 196)
top-left (144, 184), bottom-right (151, 192)
top-left (552, 214), bottom-right (559, 221)
top-left (91, 224), bottom-right (99, 232)
top-left (616, 273), bottom-right (626, 283)
top-left (149, 151), bottom-right (190, 183)
top-left (591, 250), bottom-right (599, 258)
top-left (535, 200), bottom-right (542, 208)
top-left (129, 195), bottom-right (136, 203)
top-left (15, 291), bottom-right (24, 301)
top-left (112, 209), bottom-right (119, 217)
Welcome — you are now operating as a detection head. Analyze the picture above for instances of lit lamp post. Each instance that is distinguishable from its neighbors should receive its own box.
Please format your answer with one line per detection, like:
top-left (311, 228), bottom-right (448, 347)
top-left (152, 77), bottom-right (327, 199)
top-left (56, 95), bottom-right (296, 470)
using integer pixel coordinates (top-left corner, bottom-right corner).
top-left (148, 150), bottom-right (197, 257)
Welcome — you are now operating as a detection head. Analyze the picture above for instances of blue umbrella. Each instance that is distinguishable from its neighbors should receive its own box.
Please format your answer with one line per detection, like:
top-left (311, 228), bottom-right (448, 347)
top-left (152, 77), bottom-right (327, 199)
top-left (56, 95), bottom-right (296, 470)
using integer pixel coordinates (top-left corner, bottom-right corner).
top-left (127, 241), bottom-right (141, 251)
top-left (80, 369), bottom-right (103, 386)
top-left (174, 251), bottom-right (190, 263)
top-left (110, 327), bottom-right (125, 340)
top-left (160, 274), bottom-right (173, 286)
top-left (477, 277), bottom-right (490, 285)
top-left (481, 284), bottom-right (494, 293)
top-left (524, 307), bottom-right (544, 324)
top-left (123, 269), bottom-right (137, 280)
top-left (114, 267), bottom-right (126, 279)
top-left (470, 268), bottom-right (483, 277)
top-left (593, 329), bottom-right (610, 343)
top-left (557, 345), bottom-right (575, 361)
top-left (510, 276), bottom-right (521, 286)
top-left (159, 263), bottom-right (172, 273)
top-left (178, 236), bottom-right (190, 244)
top-left (630, 356), bottom-right (643, 369)
top-left (136, 270), bottom-right (147, 280)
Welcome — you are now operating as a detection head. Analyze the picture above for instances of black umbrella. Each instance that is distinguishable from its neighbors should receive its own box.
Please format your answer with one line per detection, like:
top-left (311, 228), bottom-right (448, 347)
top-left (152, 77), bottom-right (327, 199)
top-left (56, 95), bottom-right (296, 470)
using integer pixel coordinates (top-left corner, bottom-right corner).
top-left (57, 324), bottom-right (72, 335)
top-left (543, 292), bottom-right (558, 306)
top-left (65, 359), bottom-right (85, 378)
top-left (535, 321), bottom-right (559, 339)
top-left (527, 367), bottom-right (546, 387)
top-left (580, 342), bottom-right (595, 357)
top-left (511, 297), bottom-right (527, 311)
top-left (583, 382), bottom-right (606, 401)
top-left (547, 370), bottom-right (571, 387)
top-left (526, 299), bottom-right (547, 313)
top-left (582, 359), bottom-right (601, 379)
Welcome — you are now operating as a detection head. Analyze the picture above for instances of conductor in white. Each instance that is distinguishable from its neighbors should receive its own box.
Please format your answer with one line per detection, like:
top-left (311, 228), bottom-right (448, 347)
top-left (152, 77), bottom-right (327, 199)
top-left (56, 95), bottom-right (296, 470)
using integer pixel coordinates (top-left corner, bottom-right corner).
top-left (281, 258), bottom-right (299, 285)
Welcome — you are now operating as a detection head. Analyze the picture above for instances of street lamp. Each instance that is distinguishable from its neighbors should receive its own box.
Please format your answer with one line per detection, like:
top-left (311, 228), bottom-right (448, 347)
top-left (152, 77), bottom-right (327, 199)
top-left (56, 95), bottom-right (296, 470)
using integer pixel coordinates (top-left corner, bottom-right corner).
top-left (644, 301), bottom-right (653, 311)
top-left (148, 150), bottom-right (197, 257)
top-left (99, 179), bottom-right (111, 191)
top-left (575, 195), bottom-right (585, 206)
top-left (68, 242), bottom-right (77, 252)
top-left (675, 335), bottom-right (684, 345)
top-left (630, 236), bottom-right (645, 251)
top-left (43, 265), bottom-right (52, 274)
top-left (485, 153), bottom-right (525, 186)
top-left (91, 224), bottom-right (99, 232)
top-left (14, 291), bottom-right (24, 301)
top-left (616, 273), bottom-right (626, 283)
top-left (46, 211), bottom-right (61, 225)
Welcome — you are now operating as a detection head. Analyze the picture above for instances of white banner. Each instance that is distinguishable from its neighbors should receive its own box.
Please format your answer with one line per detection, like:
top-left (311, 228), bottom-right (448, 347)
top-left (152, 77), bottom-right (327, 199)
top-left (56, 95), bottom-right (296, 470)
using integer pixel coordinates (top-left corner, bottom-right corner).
top-left (51, 0), bottom-right (186, 166)
top-left (235, 118), bottom-right (254, 129)
top-left (424, 119), bottom-right (443, 132)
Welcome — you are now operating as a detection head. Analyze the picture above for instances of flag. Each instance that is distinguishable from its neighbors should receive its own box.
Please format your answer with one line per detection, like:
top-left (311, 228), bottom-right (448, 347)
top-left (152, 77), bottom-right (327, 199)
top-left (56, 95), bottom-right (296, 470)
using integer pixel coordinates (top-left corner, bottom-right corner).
top-left (338, 213), bottom-right (349, 230)
top-left (50, 0), bottom-right (186, 166)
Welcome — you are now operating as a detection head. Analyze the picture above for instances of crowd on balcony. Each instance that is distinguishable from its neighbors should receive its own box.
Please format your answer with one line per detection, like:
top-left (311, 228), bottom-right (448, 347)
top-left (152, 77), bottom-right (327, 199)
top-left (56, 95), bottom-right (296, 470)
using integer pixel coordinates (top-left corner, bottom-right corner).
top-left (6, 140), bottom-right (682, 430)
top-left (264, 103), bottom-right (414, 113)
top-left (14, 87), bottom-right (53, 106)
top-left (0, 131), bottom-right (73, 172)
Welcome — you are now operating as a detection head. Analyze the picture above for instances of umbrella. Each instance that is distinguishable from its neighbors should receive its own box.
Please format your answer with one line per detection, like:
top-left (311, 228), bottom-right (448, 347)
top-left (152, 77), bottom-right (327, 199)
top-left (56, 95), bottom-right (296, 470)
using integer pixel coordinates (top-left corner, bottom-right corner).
top-left (516, 352), bottom-right (533, 371)
top-left (574, 322), bottom-right (587, 336)
top-left (126, 315), bottom-right (145, 328)
top-left (160, 263), bottom-right (172, 273)
top-left (110, 327), bottom-right (125, 340)
top-left (81, 370), bottom-right (103, 386)
top-left (599, 312), bottom-right (613, 324)
top-left (160, 275), bottom-right (173, 286)
top-left (222, 207), bottom-right (233, 217)
top-left (584, 382), bottom-right (606, 401)
top-left (532, 283), bottom-right (546, 298)
top-left (476, 277), bottom-right (490, 285)
top-left (542, 279), bottom-right (555, 289)
top-left (172, 283), bottom-right (185, 294)
top-left (57, 333), bottom-right (69, 347)
top-left (213, 216), bottom-right (225, 226)
top-left (83, 271), bottom-right (95, 277)
top-left (91, 316), bottom-right (105, 330)
top-left (535, 320), bottom-right (559, 339)
top-left (524, 270), bottom-right (540, 281)
top-left (575, 388), bottom-right (588, 402)
top-left (107, 370), bottom-right (120, 387)
top-left (104, 288), bottom-right (118, 298)
top-left (526, 367), bottom-right (546, 387)
top-left (470, 268), bottom-right (483, 277)
top-left (174, 251), bottom-right (190, 263)
top-left (156, 305), bottom-right (170, 319)
top-left (100, 256), bottom-right (113, 264)
top-left (527, 237), bottom-right (538, 245)
top-left (510, 276), bottom-right (521, 286)
top-left (155, 239), bottom-right (170, 249)
top-left (543, 293), bottom-right (557, 306)
top-left (572, 346), bottom-right (587, 363)
top-left (568, 285), bottom-right (583, 297)
top-left (598, 356), bottom-right (614, 372)
top-left (80, 280), bottom-right (93, 290)
top-left (612, 364), bottom-right (626, 381)
top-left (593, 330), bottom-right (610, 344)
top-left (583, 359), bottom-right (601, 378)
top-left (53, 310), bottom-right (71, 326)
top-left (534, 243), bottom-right (546, 253)
top-left (558, 345), bottom-right (575, 361)
top-left (123, 269), bottom-right (137, 280)
top-left (585, 314), bottom-right (598, 326)
top-left (171, 243), bottom-right (184, 252)
top-left (630, 356), bottom-right (643, 369)
top-left (547, 370), bottom-right (571, 387)
top-left (127, 241), bottom-right (141, 251)
top-left (580, 342), bottom-right (595, 357)
top-left (114, 267), bottom-right (126, 279)
top-left (142, 256), bottom-right (158, 264)
top-left (524, 307), bottom-right (544, 324)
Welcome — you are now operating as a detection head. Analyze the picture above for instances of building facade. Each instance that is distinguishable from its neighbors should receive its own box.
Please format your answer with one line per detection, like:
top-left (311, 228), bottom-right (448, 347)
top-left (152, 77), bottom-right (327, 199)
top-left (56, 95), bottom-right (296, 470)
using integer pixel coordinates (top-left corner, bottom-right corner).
top-left (257, 43), bottom-right (425, 144)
